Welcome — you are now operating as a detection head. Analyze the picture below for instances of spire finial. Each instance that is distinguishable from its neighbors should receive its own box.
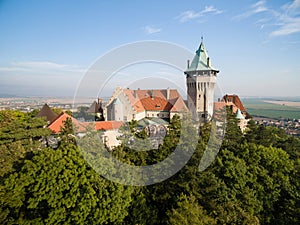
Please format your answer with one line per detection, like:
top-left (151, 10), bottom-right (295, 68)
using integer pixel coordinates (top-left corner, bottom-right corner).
top-left (201, 35), bottom-right (204, 43)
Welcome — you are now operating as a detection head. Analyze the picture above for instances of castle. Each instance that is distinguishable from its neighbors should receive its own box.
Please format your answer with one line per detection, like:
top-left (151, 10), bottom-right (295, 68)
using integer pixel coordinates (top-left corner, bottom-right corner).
top-left (105, 37), bottom-right (219, 123)
top-left (41, 37), bottom-right (249, 149)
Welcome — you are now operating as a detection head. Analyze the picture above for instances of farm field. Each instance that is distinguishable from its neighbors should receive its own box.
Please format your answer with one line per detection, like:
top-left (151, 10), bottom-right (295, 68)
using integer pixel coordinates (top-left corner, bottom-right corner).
top-left (263, 100), bottom-right (300, 108)
top-left (242, 98), bottom-right (300, 119)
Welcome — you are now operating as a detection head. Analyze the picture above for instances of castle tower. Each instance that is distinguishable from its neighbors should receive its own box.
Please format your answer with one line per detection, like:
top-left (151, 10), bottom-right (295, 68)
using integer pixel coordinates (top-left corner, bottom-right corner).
top-left (185, 37), bottom-right (219, 121)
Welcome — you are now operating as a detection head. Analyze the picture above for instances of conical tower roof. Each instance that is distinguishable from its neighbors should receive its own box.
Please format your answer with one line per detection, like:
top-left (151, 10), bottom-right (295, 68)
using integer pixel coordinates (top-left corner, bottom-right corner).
top-left (186, 37), bottom-right (219, 72)
top-left (37, 104), bottom-right (58, 123)
top-left (87, 99), bottom-right (103, 114)
top-left (236, 108), bottom-right (245, 120)
top-left (87, 101), bottom-right (99, 113)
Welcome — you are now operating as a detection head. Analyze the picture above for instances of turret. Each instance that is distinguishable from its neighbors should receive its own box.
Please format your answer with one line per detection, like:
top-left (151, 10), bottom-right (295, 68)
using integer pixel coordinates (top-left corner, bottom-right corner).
top-left (185, 37), bottom-right (219, 121)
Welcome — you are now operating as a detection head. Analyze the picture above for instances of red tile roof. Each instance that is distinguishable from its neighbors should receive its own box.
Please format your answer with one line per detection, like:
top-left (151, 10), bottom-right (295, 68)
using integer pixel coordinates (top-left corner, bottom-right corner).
top-left (47, 112), bottom-right (123, 134)
top-left (170, 97), bottom-right (189, 112)
top-left (83, 121), bottom-right (123, 131)
top-left (140, 96), bottom-right (173, 111)
top-left (123, 89), bottom-right (188, 112)
top-left (47, 112), bottom-right (85, 134)
top-left (222, 95), bottom-right (246, 111)
top-left (214, 102), bottom-right (227, 111)
top-left (214, 101), bottom-right (238, 113)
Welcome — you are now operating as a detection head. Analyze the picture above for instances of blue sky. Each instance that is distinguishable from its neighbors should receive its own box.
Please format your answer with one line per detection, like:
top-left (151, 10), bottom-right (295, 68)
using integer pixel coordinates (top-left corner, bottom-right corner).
top-left (0, 0), bottom-right (300, 97)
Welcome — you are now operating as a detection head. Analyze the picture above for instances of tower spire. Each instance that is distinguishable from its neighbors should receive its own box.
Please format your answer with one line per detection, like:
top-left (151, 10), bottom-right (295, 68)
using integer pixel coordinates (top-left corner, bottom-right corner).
top-left (187, 36), bottom-right (218, 72)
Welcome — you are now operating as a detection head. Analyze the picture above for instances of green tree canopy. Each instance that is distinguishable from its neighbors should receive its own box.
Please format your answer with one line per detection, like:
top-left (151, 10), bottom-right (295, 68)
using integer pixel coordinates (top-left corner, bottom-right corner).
top-left (167, 194), bottom-right (216, 225)
top-left (0, 110), bottom-right (50, 176)
top-left (0, 144), bottom-right (133, 224)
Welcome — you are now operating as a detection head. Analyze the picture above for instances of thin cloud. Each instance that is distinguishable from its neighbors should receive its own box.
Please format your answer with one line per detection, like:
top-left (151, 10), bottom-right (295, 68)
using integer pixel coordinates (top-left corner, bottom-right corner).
top-left (271, 0), bottom-right (300, 36)
top-left (0, 67), bottom-right (28, 72)
top-left (233, 0), bottom-right (300, 37)
top-left (177, 5), bottom-right (223, 23)
top-left (144, 25), bottom-right (161, 34)
top-left (233, 0), bottom-right (268, 20)
top-left (13, 61), bottom-right (68, 69)
top-left (0, 61), bottom-right (84, 96)
top-left (202, 5), bottom-right (223, 14)
top-left (283, 0), bottom-right (300, 13)
top-left (0, 61), bottom-right (85, 73)
top-left (252, 0), bottom-right (268, 13)
top-left (271, 17), bottom-right (300, 36)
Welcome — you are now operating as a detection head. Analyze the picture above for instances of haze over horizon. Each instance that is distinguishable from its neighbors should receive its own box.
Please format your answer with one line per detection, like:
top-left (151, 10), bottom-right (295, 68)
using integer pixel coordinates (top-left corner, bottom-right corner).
top-left (1, 0), bottom-right (300, 98)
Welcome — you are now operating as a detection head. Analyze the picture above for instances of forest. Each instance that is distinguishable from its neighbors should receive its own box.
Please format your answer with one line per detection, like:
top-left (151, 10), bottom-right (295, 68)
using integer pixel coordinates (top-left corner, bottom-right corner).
top-left (0, 109), bottom-right (299, 224)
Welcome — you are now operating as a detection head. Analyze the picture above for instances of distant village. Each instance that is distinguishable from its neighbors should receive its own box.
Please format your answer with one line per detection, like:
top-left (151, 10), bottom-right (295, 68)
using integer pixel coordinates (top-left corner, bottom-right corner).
top-left (1, 38), bottom-right (299, 149)
top-left (255, 117), bottom-right (300, 136)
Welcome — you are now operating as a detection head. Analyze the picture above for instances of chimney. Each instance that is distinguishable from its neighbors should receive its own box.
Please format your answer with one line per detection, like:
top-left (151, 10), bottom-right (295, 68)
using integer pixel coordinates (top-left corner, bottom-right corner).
top-left (133, 90), bottom-right (136, 98)
top-left (166, 88), bottom-right (170, 100)
top-left (187, 60), bottom-right (190, 69)
top-left (97, 98), bottom-right (103, 113)
top-left (151, 89), bottom-right (154, 100)
top-left (207, 57), bottom-right (210, 67)
top-left (224, 94), bottom-right (228, 103)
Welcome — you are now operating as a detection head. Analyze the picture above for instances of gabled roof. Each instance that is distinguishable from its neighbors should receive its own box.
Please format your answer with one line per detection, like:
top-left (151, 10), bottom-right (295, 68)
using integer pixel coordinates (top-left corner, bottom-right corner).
top-left (123, 89), bottom-right (145, 113)
top-left (37, 104), bottom-right (58, 123)
top-left (185, 38), bottom-right (218, 72)
top-left (214, 101), bottom-right (238, 114)
top-left (214, 94), bottom-right (250, 119)
top-left (47, 112), bottom-right (123, 134)
top-left (122, 89), bottom-right (188, 113)
top-left (86, 99), bottom-right (103, 113)
top-left (140, 96), bottom-right (172, 111)
top-left (170, 97), bottom-right (189, 112)
top-left (222, 94), bottom-right (246, 111)
top-left (86, 101), bottom-right (98, 113)
top-left (47, 112), bottom-right (85, 134)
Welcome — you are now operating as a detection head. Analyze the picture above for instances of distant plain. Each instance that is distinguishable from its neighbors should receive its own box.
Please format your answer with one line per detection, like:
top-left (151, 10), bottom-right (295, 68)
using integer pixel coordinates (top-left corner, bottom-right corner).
top-left (242, 98), bottom-right (300, 119)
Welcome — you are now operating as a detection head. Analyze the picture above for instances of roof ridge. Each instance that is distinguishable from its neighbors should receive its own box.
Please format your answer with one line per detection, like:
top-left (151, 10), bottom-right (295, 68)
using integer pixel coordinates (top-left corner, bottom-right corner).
top-left (47, 111), bottom-right (65, 127)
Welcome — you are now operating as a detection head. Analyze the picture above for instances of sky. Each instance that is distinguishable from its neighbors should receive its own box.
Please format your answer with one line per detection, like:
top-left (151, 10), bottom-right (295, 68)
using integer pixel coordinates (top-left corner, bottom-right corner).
top-left (0, 0), bottom-right (300, 98)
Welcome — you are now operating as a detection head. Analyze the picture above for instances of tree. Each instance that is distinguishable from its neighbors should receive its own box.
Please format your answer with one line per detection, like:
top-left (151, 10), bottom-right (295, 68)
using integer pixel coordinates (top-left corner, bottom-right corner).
top-left (0, 110), bottom-right (50, 176)
top-left (73, 106), bottom-right (94, 121)
top-left (1, 108), bottom-right (299, 224)
top-left (0, 144), bottom-right (133, 224)
top-left (221, 107), bottom-right (243, 151)
top-left (51, 107), bottom-right (63, 115)
top-left (167, 194), bottom-right (216, 225)
top-left (58, 117), bottom-right (76, 146)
